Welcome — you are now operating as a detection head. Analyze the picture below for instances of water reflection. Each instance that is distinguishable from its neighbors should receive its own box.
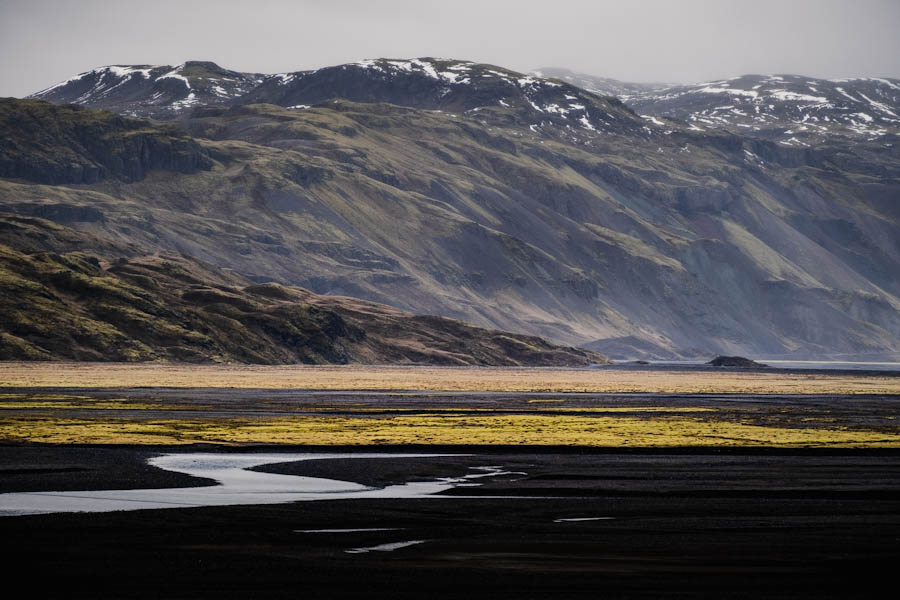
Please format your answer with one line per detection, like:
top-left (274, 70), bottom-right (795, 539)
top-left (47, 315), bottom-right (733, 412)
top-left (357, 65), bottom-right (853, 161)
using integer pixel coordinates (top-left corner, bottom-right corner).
top-left (0, 453), bottom-right (470, 517)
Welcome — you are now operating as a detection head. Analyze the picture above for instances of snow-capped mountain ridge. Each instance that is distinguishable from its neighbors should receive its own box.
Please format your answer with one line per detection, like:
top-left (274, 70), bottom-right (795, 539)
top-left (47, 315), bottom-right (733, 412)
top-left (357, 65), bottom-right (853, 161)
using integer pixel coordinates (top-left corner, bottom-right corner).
top-left (30, 59), bottom-right (900, 144)
top-left (634, 73), bottom-right (900, 144)
top-left (30, 61), bottom-right (264, 118)
top-left (239, 57), bottom-right (653, 136)
top-left (536, 68), bottom-right (900, 144)
top-left (29, 58), bottom-right (659, 136)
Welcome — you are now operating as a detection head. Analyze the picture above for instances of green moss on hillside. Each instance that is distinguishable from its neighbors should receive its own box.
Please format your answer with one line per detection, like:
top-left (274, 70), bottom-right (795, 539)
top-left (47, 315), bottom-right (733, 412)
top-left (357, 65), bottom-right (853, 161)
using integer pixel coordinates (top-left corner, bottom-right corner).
top-left (0, 215), bottom-right (605, 366)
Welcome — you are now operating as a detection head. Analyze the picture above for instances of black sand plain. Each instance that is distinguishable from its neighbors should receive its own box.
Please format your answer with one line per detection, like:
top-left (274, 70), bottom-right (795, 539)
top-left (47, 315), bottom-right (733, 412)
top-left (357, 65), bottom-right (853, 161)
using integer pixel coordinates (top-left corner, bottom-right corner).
top-left (2, 444), bottom-right (900, 599)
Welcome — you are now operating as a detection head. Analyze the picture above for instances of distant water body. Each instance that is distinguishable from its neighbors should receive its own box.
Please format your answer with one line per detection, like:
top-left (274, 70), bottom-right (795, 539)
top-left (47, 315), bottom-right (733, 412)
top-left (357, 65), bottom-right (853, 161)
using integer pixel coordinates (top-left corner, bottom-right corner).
top-left (637, 360), bottom-right (900, 372)
top-left (761, 360), bottom-right (900, 372)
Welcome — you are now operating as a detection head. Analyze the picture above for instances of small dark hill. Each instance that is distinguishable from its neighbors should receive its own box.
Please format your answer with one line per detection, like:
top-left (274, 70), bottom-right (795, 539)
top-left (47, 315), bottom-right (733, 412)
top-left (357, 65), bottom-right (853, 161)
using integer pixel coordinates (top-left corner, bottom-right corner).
top-left (707, 356), bottom-right (769, 368)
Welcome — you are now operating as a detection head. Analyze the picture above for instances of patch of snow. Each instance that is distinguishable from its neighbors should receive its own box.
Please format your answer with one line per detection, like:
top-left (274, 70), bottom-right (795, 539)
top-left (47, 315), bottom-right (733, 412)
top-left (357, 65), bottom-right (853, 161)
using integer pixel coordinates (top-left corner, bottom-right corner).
top-left (107, 65), bottom-right (155, 79)
top-left (271, 73), bottom-right (296, 84)
top-left (383, 60), bottom-right (413, 73)
top-left (352, 59), bottom-right (384, 73)
top-left (170, 91), bottom-right (197, 110)
top-left (409, 58), bottom-right (438, 79)
top-left (858, 92), bottom-right (899, 118)
top-left (438, 70), bottom-right (469, 84)
top-left (834, 87), bottom-right (860, 103)
top-left (158, 64), bottom-right (191, 88)
top-left (868, 77), bottom-right (900, 91)
top-left (769, 90), bottom-right (827, 102)
top-left (541, 103), bottom-right (567, 115)
top-left (693, 86), bottom-right (758, 98)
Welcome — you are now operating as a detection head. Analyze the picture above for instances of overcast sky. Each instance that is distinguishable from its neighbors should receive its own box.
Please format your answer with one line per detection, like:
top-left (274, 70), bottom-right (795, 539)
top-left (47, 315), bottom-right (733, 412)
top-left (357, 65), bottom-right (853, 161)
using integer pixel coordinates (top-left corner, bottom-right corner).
top-left (2, 0), bottom-right (899, 97)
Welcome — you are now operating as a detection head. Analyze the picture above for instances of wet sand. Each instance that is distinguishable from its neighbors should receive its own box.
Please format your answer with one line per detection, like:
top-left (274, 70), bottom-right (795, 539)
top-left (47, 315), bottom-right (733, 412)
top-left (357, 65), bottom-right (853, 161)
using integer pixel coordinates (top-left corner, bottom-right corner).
top-left (1, 446), bottom-right (899, 598)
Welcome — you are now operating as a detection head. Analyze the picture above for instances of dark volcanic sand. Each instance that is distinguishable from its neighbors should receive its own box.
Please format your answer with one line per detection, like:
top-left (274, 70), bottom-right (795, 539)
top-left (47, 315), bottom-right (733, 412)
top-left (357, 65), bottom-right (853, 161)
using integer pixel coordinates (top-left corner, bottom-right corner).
top-left (1, 446), bottom-right (899, 599)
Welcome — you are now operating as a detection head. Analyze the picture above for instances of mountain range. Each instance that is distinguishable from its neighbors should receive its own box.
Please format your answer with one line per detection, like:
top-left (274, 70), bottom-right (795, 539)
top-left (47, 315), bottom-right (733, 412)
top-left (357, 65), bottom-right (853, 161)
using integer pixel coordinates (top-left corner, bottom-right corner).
top-left (534, 67), bottom-right (900, 144)
top-left (2, 57), bottom-right (898, 361)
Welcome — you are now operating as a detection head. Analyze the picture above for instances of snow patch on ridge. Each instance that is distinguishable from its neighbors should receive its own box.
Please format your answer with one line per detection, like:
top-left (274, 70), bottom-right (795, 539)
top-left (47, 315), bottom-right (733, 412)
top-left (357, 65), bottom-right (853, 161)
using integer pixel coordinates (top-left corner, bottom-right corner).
top-left (158, 64), bottom-right (191, 88)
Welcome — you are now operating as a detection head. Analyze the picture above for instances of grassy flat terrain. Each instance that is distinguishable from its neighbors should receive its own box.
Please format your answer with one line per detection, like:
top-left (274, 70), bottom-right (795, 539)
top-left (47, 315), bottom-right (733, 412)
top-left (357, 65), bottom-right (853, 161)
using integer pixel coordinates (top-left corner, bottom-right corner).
top-left (2, 363), bottom-right (899, 394)
top-left (0, 364), bottom-right (898, 446)
top-left (2, 411), bottom-right (897, 447)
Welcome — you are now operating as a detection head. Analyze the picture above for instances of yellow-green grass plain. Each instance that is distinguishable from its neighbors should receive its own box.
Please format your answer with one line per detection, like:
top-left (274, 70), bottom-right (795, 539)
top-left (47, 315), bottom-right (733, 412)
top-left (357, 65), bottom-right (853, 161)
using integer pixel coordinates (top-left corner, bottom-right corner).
top-left (1, 412), bottom-right (898, 447)
top-left (1, 363), bottom-right (898, 447)
top-left (2, 363), bottom-right (899, 394)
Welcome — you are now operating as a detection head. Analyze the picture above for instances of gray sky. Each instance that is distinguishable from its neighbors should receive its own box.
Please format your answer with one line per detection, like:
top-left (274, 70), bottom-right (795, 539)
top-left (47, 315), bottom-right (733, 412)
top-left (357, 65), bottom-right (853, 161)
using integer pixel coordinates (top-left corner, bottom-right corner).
top-left (2, 0), bottom-right (899, 97)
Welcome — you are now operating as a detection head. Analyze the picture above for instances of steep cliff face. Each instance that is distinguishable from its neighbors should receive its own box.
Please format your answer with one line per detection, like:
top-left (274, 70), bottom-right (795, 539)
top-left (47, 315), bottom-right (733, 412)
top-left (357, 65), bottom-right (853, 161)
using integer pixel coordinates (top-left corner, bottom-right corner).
top-left (0, 99), bottom-right (211, 184)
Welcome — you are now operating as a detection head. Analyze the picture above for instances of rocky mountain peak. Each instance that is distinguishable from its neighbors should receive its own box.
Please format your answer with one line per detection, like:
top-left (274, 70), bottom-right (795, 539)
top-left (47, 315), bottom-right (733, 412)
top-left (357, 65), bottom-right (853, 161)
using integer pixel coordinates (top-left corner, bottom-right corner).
top-left (631, 74), bottom-right (900, 144)
top-left (240, 57), bottom-right (652, 136)
top-left (538, 67), bottom-right (900, 144)
top-left (30, 61), bottom-right (264, 119)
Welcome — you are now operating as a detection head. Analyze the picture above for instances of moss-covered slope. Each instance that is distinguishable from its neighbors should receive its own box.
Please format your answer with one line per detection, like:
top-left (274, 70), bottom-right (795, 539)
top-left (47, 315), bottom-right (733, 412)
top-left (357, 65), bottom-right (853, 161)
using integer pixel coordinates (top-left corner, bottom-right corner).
top-left (0, 215), bottom-right (604, 365)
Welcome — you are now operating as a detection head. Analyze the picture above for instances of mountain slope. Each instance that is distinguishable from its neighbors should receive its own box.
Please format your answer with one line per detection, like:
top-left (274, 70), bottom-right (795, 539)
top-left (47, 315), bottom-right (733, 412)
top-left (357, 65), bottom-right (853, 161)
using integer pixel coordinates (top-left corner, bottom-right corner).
top-left (0, 214), bottom-right (603, 365)
top-left (10, 60), bottom-right (900, 360)
top-left (0, 99), bottom-right (210, 184)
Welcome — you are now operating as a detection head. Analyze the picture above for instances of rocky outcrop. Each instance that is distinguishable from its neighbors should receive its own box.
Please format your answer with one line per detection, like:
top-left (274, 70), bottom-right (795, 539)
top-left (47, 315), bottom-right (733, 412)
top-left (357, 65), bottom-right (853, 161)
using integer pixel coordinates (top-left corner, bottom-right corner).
top-left (0, 99), bottom-right (211, 184)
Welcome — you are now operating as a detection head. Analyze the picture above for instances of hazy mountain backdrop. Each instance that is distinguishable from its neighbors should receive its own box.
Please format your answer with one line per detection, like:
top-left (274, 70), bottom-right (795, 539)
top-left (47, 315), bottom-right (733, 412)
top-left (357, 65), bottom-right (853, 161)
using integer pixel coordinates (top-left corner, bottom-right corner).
top-left (3, 58), bottom-right (898, 361)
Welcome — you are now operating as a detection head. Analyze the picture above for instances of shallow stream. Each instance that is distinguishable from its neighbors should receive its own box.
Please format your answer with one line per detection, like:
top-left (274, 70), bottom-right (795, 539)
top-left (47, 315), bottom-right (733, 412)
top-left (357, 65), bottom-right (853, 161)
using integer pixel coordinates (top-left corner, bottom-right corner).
top-left (0, 452), bottom-right (498, 517)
